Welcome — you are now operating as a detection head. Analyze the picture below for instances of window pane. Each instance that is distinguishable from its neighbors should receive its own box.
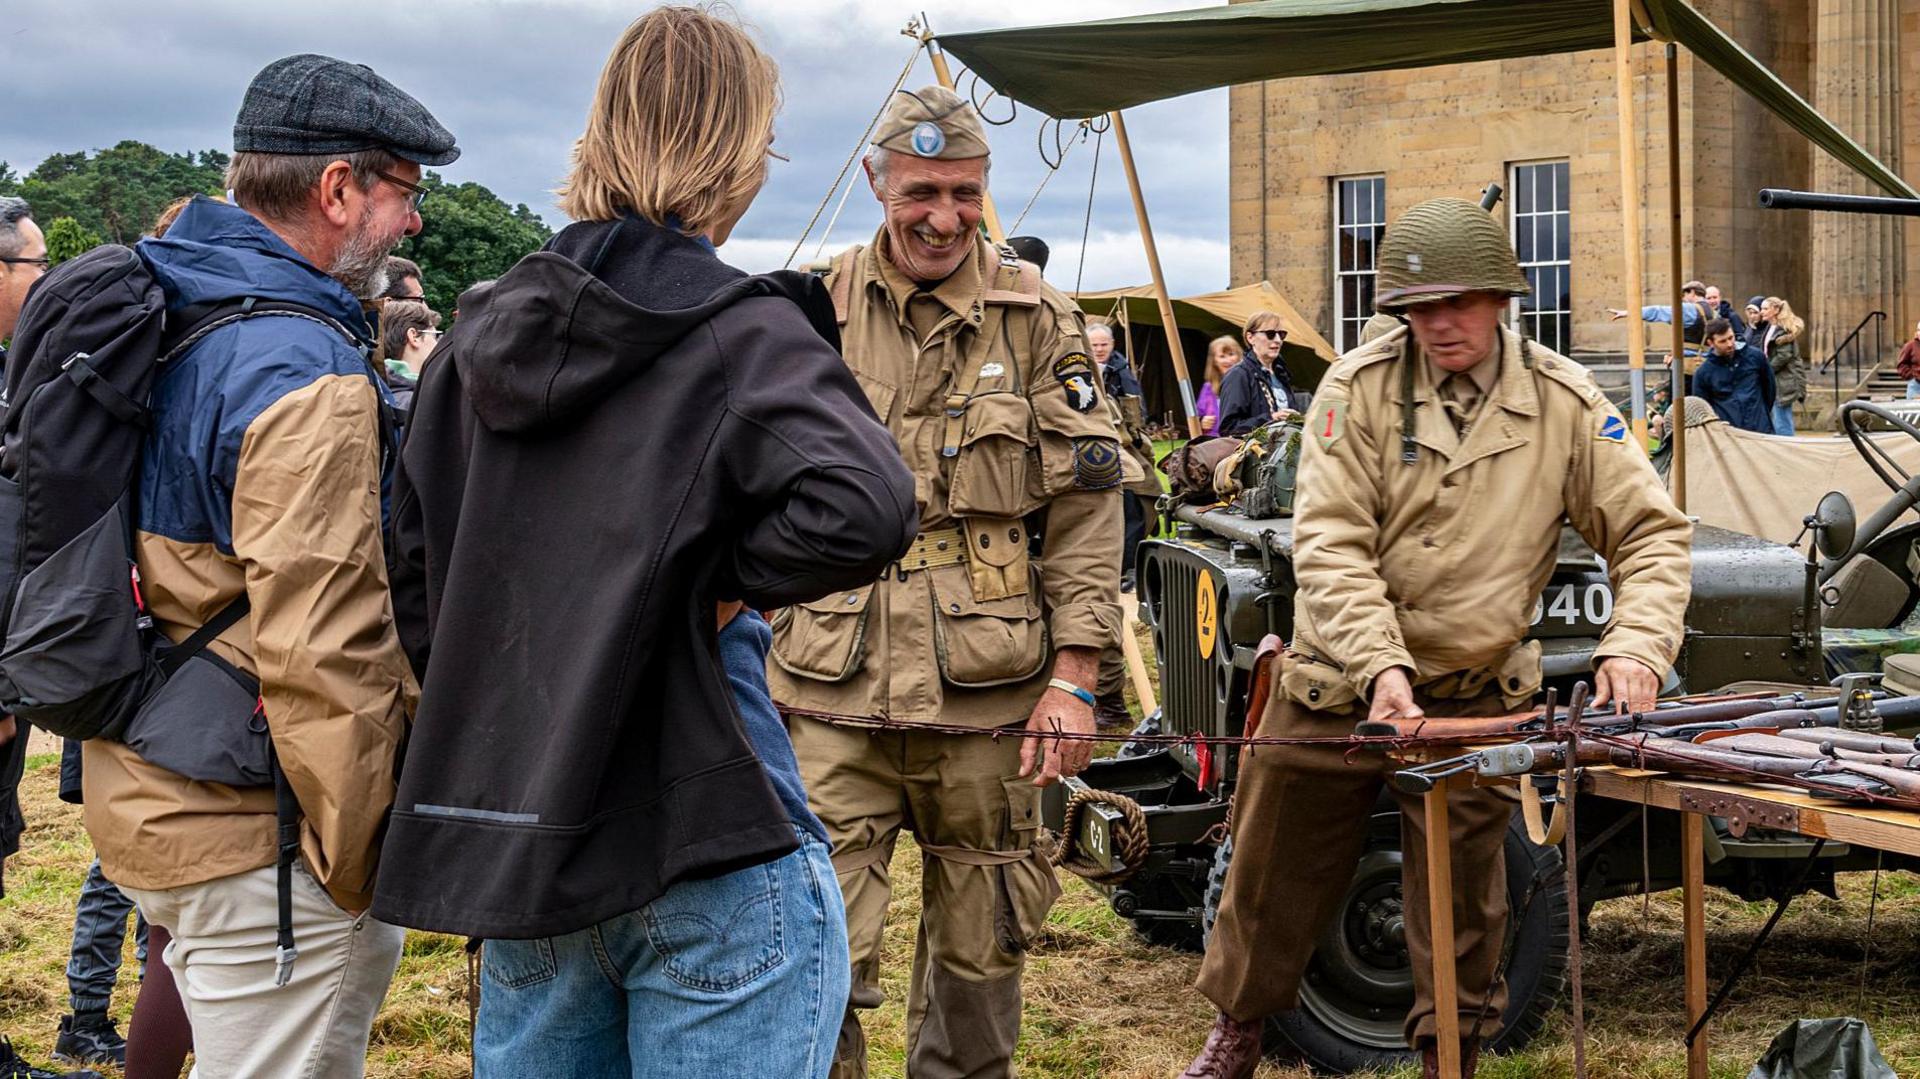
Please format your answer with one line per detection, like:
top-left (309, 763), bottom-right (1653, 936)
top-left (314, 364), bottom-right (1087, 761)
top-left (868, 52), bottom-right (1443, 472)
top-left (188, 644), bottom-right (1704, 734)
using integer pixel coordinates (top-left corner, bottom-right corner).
top-left (1515, 167), bottom-right (1534, 214)
top-left (1356, 226), bottom-right (1378, 271)
top-left (1553, 162), bottom-right (1570, 208)
top-left (1340, 180), bottom-right (1356, 226)
top-left (1357, 274), bottom-right (1375, 317)
top-left (1516, 217), bottom-right (1535, 263)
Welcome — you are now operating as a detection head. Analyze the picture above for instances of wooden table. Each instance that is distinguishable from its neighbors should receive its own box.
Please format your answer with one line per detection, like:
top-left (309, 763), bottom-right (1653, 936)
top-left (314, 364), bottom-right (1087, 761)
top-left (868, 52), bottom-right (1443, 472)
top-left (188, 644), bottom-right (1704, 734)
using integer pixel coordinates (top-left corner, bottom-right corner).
top-left (1419, 767), bottom-right (1920, 1079)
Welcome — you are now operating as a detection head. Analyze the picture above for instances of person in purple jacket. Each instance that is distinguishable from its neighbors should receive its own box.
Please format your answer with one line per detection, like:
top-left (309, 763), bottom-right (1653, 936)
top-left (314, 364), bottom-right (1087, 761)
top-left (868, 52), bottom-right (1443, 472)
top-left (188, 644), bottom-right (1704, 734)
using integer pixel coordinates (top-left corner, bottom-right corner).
top-left (1197, 335), bottom-right (1240, 434)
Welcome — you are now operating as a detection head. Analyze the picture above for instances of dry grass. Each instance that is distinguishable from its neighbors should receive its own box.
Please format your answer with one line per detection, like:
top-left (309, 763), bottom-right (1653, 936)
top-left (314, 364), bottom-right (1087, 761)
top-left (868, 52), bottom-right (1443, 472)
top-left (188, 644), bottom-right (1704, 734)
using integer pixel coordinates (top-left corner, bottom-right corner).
top-left (9, 736), bottom-right (1920, 1078)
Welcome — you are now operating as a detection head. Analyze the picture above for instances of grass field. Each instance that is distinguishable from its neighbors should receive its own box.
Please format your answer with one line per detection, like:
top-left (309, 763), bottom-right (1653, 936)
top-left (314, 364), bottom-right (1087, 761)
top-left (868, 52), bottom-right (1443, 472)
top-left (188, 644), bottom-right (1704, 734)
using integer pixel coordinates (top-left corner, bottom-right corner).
top-left (9, 692), bottom-right (1920, 1076)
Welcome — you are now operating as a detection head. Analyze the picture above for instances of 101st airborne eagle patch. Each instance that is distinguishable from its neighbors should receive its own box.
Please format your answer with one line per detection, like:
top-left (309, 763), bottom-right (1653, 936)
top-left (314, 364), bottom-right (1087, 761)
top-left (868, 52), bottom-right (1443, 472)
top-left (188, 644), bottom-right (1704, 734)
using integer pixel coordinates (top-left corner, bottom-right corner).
top-left (1313, 399), bottom-right (1347, 450)
top-left (1597, 413), bottom-right (1628, 443)
top-left (1053, 352), bottom-right (1100, 413)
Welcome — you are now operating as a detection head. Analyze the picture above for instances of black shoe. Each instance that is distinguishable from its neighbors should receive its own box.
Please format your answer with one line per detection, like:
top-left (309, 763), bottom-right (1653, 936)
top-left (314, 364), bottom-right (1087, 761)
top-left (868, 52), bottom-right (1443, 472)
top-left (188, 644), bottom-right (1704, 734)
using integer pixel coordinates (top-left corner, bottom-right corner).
top-left (0, 1036), bottom-right (104, 1079)
top-left (53, 1011), bottom-right (123, 1067)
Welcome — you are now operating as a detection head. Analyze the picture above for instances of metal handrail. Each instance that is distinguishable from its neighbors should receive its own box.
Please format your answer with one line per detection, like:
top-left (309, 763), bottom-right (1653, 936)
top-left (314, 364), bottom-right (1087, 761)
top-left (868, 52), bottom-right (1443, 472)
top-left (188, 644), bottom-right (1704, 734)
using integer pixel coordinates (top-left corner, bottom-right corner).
top-left (1822, 310), bottom-right (1889, 432)
top-left (1819, 309), bottom-right (1887, 376)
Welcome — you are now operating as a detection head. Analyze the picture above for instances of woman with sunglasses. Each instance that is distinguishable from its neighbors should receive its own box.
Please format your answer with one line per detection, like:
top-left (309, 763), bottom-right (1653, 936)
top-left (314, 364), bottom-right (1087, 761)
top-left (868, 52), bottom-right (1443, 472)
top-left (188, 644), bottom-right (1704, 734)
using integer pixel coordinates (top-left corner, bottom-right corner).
top-left (1216, 310), bottom-right (1298, 437)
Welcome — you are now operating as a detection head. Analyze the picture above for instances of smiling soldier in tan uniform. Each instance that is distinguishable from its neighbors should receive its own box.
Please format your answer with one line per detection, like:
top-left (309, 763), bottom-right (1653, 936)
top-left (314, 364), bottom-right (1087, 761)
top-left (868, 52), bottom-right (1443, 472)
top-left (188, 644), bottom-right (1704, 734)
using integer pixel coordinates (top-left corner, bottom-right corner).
top-left (1181, 197), bottom-right (1692, 1079)
top-left (768, 86), bottom-right (1123, 1079)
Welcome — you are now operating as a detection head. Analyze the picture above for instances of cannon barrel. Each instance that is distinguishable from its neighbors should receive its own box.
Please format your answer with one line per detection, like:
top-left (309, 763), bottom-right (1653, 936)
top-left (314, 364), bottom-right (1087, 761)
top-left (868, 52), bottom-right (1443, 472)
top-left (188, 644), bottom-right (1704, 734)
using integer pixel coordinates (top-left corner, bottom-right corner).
top-left (1758, 188), bottom-right (1920, 217)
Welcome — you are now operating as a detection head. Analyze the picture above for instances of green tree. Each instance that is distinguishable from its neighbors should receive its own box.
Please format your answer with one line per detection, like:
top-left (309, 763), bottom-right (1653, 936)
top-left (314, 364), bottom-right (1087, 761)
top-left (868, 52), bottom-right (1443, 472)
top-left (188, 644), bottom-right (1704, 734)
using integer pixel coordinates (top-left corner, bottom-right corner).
top-left (397, 174), bottom-right (552, 315)
top-left (43, 216), bottom-right (103, 265)
top-left (17, 141), bottom-right (225, 245)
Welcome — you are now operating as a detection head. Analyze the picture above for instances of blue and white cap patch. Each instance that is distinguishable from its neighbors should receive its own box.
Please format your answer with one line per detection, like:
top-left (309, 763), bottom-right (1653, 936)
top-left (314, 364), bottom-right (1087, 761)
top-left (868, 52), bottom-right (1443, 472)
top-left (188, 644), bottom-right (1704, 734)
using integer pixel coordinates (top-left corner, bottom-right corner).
top-left (910, 121), bottom-right (946, 157)
top-left (1597, 414), bottom-right (1628, 443)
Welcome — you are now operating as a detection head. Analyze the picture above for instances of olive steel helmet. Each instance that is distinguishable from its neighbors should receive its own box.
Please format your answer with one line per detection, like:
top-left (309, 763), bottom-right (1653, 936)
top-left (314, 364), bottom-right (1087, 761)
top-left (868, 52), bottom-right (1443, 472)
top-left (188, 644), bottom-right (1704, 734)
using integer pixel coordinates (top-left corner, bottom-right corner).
top-left (1373, 197), bottom-right (1531, 312)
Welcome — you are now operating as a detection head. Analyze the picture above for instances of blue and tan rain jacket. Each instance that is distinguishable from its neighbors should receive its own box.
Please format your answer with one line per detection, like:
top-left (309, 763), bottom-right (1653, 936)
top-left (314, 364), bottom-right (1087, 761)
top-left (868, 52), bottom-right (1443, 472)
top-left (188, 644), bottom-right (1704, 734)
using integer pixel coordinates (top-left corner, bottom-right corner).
top-left (83, 197), bottom-right (418, 912)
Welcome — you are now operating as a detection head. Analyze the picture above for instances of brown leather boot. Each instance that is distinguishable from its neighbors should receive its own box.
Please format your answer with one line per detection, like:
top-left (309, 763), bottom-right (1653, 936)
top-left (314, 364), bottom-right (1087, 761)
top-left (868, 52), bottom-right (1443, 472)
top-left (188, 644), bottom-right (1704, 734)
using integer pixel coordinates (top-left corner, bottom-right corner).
top-left (1180, 1012), bottom-right (1263, 1079)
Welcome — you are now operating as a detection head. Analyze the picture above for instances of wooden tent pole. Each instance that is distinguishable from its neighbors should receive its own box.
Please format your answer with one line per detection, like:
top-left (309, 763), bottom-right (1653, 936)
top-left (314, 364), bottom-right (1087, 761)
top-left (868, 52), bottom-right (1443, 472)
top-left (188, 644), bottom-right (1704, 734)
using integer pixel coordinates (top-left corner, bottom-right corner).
top-left (1665, 43), bottom-right (1687, 510)
top-left (1111, 110), bottom-right (1201, 437)
top-left (924, 37), bottom-right (1007, 246)
top-left (1614, 0), bottom-right (1649, 444)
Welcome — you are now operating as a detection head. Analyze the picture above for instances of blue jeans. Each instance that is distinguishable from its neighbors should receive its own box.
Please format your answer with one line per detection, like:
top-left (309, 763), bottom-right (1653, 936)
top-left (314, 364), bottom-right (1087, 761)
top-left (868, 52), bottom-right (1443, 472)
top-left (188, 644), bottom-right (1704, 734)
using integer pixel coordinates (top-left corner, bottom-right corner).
top-left (67, 856), bottom-right (148, 1012)
top-left (475, 831), bottom-right (849, 1079)
top-left (1908, 378), bottom-right (1920, 400)
top-left (1771, 402), bottom-right (1797, 436)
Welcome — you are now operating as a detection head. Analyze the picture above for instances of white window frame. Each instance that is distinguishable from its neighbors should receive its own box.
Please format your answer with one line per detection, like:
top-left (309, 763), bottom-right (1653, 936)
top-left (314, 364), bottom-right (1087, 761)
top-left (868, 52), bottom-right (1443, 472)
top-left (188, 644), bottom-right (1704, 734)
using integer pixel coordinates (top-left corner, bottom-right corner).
top-left (1508, 159), bottom-right (1572, 354)
top-left (1331, 175), bottom-right (1387, 354)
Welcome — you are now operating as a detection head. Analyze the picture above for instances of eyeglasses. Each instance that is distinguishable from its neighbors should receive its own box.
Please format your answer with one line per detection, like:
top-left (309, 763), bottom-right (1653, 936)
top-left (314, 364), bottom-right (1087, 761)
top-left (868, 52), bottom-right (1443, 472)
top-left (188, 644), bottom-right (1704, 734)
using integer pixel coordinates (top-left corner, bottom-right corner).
top-left (0, 256), bottom-right (50, 272)
top-left (1250, 329), bottom-right (1287, 341)
top-left (376, 171), bottom-right (430, 211)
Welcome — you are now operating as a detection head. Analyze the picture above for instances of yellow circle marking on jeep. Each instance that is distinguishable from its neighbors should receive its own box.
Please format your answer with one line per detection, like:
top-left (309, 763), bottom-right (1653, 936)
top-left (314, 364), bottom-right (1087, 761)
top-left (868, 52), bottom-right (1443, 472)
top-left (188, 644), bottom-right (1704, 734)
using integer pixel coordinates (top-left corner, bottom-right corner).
top-left (1195, 568), bottom-right (1218, 660)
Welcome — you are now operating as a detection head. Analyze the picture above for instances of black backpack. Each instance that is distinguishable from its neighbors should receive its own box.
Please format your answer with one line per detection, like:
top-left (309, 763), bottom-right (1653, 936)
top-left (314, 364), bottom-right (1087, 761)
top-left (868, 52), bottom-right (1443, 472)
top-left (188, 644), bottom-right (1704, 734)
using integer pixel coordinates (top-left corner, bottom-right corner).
top-left (0, 244), bottom-right (347, 752)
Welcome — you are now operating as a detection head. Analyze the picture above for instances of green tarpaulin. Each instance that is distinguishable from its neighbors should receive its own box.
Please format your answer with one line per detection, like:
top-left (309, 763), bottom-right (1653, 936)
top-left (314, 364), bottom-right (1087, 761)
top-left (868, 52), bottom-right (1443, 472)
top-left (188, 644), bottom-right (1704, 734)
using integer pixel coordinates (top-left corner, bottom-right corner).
top-left (940, 0), bottom-right (1917, 199)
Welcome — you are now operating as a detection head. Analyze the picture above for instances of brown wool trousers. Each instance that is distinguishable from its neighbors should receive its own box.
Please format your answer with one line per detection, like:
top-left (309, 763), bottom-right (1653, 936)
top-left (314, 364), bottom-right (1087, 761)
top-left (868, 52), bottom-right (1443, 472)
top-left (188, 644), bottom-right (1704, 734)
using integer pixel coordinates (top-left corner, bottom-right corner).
top-left (1195, 693), bottom-right (1513, 1045)
top-left (791, 716), bottom-right (1062, 1079)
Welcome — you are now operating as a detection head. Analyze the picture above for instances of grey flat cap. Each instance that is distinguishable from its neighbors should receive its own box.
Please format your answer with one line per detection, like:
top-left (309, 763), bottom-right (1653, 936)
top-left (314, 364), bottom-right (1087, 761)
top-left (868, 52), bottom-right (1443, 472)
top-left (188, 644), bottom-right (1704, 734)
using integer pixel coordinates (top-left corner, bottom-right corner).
top-left (234, 54), bottom-right (459, 166)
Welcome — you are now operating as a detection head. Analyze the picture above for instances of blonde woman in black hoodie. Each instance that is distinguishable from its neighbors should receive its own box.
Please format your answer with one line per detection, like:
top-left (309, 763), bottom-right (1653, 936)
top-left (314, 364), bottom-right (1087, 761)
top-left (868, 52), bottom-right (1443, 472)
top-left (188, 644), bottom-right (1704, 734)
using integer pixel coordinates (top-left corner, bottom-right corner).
top-left (377, 9), bottom-right (915, 1077)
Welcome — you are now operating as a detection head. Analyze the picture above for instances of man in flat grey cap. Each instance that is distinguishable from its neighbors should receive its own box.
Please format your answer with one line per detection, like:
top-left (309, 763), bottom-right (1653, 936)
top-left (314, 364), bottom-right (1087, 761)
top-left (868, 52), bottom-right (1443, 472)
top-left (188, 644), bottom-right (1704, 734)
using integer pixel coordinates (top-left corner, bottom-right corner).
top-left (89, 54), bottom-right (454, 1078)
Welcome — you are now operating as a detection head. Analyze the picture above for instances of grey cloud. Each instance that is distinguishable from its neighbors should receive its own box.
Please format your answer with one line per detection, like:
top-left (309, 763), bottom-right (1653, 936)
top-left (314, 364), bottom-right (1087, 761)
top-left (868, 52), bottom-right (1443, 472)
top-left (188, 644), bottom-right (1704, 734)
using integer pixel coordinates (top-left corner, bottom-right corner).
top-left (3, 0), bottom-right (1227, 292)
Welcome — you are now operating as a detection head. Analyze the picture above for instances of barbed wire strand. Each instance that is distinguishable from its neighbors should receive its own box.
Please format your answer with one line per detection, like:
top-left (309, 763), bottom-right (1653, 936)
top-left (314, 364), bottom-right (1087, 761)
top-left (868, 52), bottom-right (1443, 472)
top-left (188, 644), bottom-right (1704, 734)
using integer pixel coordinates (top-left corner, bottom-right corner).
top-left (783, 39), bottom-right (922, 270)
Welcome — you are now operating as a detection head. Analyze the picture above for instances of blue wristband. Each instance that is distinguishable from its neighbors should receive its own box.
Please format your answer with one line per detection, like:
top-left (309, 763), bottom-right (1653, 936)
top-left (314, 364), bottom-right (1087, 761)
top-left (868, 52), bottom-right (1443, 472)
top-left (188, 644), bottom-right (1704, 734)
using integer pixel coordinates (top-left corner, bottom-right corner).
top-left (1048, 678), bottom-right (1097, 706)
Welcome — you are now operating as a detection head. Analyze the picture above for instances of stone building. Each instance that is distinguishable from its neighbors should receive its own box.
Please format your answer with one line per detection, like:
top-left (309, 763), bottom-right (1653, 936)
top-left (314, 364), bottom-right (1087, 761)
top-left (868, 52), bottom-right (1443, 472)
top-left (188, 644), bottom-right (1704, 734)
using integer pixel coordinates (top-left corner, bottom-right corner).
top-left (1228, 0), bottom-right (1917, 376)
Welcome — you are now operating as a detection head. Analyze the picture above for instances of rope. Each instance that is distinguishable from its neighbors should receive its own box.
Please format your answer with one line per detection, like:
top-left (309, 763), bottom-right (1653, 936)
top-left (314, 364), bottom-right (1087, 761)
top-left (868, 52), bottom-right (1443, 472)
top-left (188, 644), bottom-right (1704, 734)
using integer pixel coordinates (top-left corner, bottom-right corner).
top-left (1049, 787), bottom-right (1151, 884)
top-left (783, 39), bottom-right (921, 270)
top-left (1074, 123), bottom-right (1104, 296)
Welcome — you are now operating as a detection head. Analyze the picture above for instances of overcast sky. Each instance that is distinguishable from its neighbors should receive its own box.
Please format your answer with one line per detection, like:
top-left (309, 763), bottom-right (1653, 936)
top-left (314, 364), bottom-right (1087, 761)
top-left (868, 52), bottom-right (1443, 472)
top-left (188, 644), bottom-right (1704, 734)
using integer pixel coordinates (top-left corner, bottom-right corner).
top-left (2, 0), bottom-right (1229, 293)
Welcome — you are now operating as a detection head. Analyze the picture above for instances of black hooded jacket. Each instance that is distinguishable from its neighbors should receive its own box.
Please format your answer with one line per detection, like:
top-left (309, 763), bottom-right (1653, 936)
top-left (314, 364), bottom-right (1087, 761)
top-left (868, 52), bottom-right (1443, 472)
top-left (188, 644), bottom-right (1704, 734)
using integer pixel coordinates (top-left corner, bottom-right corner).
top-left (372, 214), bottom-right (916, 939)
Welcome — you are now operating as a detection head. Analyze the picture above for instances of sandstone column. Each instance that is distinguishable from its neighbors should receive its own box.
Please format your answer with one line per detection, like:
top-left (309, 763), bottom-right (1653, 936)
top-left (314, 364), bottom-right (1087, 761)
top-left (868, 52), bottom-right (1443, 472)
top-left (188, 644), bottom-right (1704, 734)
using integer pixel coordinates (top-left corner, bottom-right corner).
top-left (1809, 0), bottom-right (1904, 368)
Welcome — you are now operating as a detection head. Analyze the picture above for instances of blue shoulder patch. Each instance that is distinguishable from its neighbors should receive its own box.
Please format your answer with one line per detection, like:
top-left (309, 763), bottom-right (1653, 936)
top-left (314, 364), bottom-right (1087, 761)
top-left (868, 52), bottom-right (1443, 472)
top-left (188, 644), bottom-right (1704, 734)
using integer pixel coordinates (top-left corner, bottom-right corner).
top-left (1597, 414), bottom-right (1628, 443)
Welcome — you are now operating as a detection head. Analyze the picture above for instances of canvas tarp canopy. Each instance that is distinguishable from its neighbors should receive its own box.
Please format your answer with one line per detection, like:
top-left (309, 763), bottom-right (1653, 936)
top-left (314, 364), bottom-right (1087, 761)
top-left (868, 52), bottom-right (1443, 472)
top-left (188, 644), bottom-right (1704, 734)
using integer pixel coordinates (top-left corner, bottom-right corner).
top-left (1670, 409), bottom-right (1920, 548)
top-left (940, 0), bottom-right (1917, 200)
top-left (1076, 281), bottom-right (1337, 423)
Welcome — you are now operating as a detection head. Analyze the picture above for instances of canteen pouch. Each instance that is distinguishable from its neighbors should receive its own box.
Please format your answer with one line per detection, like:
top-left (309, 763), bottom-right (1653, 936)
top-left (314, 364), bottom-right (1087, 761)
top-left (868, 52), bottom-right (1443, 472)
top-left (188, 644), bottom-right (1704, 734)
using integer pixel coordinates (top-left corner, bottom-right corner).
top-left (960, 516), bottom-right (1031, 601)
top-left (947, 393), bottom-right (1036, 520)
top-left (929, 564), bottom-right (1048, 687)
top-left (122, 649), bottom-right (271, 787)
top-left (769, 584), bottom-right (876, 684)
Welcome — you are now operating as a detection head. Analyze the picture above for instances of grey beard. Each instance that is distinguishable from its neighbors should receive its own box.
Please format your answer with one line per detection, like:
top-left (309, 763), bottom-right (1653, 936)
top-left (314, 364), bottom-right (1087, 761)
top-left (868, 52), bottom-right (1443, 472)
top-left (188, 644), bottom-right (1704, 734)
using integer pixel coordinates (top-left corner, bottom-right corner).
top-left (329, 204), bottom-right (402, 300)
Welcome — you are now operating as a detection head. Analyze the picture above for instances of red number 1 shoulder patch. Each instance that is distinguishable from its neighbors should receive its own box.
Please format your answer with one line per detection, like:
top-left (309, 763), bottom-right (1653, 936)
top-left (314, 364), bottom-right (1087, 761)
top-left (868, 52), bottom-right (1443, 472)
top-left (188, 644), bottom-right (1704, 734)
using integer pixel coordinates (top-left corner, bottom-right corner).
top-left (1314, 399), bottom-right (1347, 451)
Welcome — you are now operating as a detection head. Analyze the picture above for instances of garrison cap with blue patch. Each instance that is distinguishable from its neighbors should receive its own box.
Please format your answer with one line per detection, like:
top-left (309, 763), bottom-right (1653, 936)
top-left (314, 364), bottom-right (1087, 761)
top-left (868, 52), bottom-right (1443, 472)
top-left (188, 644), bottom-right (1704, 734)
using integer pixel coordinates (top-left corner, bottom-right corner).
top-left (873, 85), bottom-right (991, 161)
top-left (235, 54), bottom-right (460, 166)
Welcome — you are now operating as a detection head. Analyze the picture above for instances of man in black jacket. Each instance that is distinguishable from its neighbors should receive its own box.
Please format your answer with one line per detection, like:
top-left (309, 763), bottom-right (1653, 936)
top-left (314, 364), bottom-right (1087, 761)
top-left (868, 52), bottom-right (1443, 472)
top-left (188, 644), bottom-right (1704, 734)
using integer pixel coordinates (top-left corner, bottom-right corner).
top-left (375, 10), bottom-right (916, 1077)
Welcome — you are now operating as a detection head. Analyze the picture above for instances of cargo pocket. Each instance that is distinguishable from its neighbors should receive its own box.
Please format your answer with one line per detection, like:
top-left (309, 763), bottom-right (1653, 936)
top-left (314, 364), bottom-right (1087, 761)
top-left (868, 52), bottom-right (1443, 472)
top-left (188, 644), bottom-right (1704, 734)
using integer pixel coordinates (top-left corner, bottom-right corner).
top-left (1277, 647), bottom-right (1360, 715)
top-left (930, 564), bottom-right (1047, 687)
top-left (1496, 640), bottom-right (1544, 709)
top-left (122, 649), bottom-right (271, 787)
top-left (994, 775), bottom-right (1061, 955)
top-left (769, 584), bottom-right (875, 683)
top-left (948, 392), bottom-right (1036, 519)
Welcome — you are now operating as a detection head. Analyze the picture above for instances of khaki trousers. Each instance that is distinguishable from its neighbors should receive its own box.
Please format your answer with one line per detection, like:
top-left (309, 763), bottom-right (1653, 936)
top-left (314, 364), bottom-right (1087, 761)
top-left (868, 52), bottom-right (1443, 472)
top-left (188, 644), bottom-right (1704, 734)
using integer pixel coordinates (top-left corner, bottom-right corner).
top-left (791, 716), bottom-right (1062, 1079)
top-left (123, 863), bottom-right (405, 1079)
top-left (1195, 693), bottom-right (1512, 1045)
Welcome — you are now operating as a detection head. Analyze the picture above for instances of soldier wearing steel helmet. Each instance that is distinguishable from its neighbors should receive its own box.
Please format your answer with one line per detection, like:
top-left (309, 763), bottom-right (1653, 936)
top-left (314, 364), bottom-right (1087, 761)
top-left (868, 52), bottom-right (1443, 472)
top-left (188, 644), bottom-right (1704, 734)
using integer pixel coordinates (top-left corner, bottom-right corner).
top-left (1180, 197), bottom-right (1692, 1079)
top-left (768, 85), bottom-right (1123, 1079)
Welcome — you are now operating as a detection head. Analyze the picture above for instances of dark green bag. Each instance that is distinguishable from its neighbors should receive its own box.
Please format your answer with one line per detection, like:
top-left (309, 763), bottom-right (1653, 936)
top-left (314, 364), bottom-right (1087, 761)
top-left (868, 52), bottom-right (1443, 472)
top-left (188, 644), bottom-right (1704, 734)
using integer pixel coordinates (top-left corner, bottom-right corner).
top-left (1234, 421), bottom-right (1304, 519)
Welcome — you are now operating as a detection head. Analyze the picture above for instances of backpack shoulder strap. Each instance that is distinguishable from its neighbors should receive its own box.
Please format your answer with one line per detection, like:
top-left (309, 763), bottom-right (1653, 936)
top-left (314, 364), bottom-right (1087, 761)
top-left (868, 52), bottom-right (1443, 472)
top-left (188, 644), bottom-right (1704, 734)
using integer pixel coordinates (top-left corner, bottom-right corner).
top-left (161, 298), bottom-right (361, 363)
top-left (155, 595), bottom-right (252, 677)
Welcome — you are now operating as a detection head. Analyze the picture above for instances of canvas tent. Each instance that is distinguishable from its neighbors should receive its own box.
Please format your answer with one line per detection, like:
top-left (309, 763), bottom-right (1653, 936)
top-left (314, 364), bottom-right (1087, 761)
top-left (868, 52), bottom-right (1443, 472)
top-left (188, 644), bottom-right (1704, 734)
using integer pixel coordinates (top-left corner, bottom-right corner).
top-left (1077, 282), bottom-right (1338, 424)
top-left (939, 0), bottom-right (1915, 200)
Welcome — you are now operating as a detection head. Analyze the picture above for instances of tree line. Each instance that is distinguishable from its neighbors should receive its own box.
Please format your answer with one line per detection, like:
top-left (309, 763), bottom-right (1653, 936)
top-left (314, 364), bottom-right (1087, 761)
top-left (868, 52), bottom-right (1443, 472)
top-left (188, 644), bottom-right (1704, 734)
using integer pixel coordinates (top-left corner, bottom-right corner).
top-left (0, 140), bottom-right (551, 316)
